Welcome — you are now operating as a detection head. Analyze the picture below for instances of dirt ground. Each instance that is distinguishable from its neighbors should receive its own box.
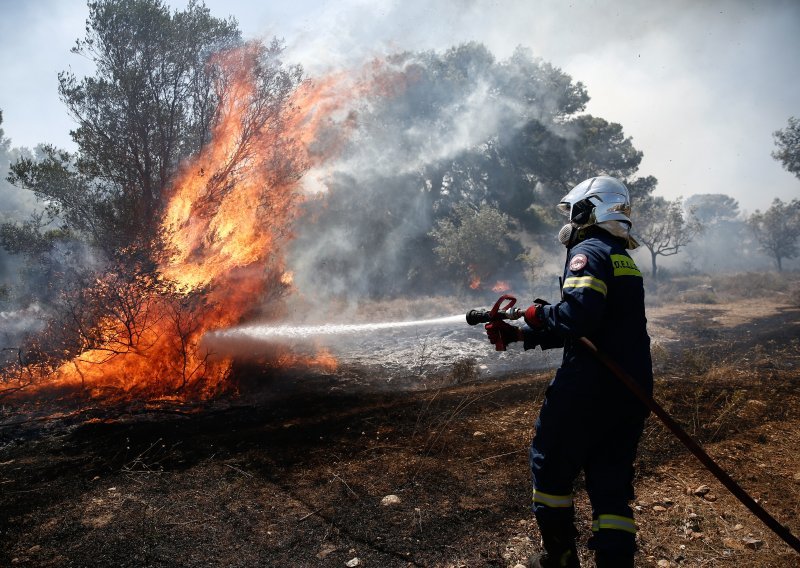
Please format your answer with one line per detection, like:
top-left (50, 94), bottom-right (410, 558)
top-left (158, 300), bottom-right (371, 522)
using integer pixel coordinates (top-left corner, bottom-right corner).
top-left (1, 294), bottom-right (799, 567)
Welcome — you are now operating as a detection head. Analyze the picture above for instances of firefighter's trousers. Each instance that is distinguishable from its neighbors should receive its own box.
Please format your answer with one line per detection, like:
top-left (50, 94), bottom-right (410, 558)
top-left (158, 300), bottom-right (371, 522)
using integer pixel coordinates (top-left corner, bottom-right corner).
top-left (529, 374), bottom-right (646, 556)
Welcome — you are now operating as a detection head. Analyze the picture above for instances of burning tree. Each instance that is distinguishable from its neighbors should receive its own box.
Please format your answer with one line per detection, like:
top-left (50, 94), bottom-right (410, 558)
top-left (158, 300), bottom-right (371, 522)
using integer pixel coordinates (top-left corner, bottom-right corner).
top-left (1, 0), bottom-right (358, 400)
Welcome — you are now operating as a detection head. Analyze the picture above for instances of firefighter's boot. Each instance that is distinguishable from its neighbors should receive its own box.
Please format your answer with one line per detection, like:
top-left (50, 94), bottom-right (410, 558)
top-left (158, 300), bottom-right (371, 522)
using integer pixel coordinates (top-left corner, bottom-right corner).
top-left (528, 530), bottom-right (580, 568)
top-left (528, 548), bottom-right (580, 568)
top-left (593, 550), bottom-right (634, 568)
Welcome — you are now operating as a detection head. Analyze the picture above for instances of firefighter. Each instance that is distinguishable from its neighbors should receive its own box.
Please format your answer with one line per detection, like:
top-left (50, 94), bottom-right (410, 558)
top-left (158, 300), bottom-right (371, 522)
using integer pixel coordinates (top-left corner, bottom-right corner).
top-left (485, 176), bottom-right (652, 568)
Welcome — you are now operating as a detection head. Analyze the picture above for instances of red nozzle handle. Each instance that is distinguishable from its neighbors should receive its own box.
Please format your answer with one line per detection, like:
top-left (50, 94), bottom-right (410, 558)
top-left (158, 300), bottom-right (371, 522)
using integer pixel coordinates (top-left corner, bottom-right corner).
top-left (489, 294), bottom-right (516, 352)
top-left (489, 294), bottom-right (516, 320)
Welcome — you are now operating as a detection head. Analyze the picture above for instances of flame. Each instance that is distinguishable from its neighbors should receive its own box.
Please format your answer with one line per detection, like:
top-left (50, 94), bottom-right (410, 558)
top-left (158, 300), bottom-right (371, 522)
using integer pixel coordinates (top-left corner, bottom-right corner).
top-left (468, 265), bottom-right (481, 290)
top-left (491, 281), bottom-right (510, 293)
top-left (20, 43), bottom-right (399, 401)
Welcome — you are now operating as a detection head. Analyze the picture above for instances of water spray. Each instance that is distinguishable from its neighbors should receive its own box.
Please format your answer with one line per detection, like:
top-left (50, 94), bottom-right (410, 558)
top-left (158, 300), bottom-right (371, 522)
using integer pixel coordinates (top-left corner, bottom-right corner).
top-left (207, 314), bottom-right (465, 342)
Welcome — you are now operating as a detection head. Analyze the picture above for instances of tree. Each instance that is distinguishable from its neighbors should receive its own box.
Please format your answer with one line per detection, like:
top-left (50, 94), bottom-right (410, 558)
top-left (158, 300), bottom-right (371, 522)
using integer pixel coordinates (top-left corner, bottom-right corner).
top-left (430, 203), bottom-right (515, 289)
top-left (8, 0), bottom-right (301, 255)
top-left (60, 0), bottom-right (240, 231)
top-left (290, 43), bottom-right (653, 299)
top-left (634, 196), bottom-right (702, 279)
top-left (772, 117), bottom-right (800, 180)
top-left (748, 198), bottom-right (800, 271)
top-left (562, 115), bottom-right (643, 185)
top-left (684, 193), bottom-right (740, 224)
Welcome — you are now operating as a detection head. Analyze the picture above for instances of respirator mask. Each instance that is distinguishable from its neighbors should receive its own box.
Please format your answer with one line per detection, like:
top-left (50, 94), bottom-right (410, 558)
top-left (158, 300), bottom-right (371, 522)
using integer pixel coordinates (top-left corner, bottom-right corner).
top-left (557, 197), bottom-right (595, 247)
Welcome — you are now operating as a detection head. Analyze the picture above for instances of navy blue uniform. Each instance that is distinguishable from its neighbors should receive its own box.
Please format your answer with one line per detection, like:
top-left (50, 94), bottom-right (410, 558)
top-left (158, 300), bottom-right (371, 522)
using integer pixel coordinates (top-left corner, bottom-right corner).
top-left (522, 227), bottom-right (652, 556)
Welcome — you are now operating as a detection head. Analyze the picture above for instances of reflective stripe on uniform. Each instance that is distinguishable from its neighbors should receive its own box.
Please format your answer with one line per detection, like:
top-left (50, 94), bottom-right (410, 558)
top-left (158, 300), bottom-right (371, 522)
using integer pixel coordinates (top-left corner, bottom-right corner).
top-left (532, 489), bottom-right (574, 508)
top-left (591, 514), bottom-right (637, 534)
top-left (563, 275), bottom-right (608, 296)
top-left (610, 254), bottom-right (642, 277)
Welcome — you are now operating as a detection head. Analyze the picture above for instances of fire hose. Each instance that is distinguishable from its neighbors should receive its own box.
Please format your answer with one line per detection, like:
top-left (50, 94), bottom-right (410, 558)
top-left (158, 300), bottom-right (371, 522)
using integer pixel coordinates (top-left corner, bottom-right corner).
top-left (466, 294), bottom-right (800, 554)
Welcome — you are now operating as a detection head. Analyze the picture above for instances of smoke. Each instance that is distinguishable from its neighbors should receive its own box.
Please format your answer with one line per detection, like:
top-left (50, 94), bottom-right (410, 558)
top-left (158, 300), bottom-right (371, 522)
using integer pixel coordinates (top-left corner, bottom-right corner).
top-left (0, 140), bottom-right (105, 349)
top-left (288, 45), bottom-right (580, 306)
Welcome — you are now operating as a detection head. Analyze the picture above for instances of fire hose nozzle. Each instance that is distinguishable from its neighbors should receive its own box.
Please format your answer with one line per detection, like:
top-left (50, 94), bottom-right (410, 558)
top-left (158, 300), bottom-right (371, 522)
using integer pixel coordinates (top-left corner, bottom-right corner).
top-left (465, 307), bottom-right (523, 326)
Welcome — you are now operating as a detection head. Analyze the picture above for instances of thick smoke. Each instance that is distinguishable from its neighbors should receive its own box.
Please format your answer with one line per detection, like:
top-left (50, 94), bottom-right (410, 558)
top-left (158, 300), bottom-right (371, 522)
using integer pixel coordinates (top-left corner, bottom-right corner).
top-left (288, 44), bottom-right (585, 308)
top-left (0, 136), bottom-right (103, 354)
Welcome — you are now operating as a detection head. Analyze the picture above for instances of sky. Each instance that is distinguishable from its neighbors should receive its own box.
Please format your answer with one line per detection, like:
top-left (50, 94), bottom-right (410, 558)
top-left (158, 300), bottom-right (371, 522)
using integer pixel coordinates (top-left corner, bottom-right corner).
top-left (0, 0), bottom-right (798, 213)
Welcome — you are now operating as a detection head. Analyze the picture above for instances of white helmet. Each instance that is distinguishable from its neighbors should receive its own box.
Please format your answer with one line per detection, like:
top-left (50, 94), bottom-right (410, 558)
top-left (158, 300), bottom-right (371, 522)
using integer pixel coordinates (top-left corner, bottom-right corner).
top-left (557, 176), bottom-right (632, 227)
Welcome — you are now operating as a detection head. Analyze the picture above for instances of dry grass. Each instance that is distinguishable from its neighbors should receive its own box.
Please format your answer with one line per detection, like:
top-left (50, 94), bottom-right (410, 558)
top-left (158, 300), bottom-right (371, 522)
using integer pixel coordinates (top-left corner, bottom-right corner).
top-left (1, 287), bottom-right (800, 567)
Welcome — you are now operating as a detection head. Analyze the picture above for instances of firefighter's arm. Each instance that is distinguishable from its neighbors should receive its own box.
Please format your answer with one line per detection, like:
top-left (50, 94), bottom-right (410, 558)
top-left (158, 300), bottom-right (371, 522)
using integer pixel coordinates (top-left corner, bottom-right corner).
top-left (539, 246), bottom-right (610, 338)
top-left (520, 300), bottom-right (564, 350)
top-left (520, 324), bottom-right (565, 350)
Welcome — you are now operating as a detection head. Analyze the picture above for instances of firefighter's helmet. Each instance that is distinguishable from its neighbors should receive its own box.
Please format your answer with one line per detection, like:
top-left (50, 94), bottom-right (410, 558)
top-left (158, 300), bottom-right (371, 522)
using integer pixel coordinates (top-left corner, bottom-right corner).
top-left (557, 176), bottom-right (632, 227)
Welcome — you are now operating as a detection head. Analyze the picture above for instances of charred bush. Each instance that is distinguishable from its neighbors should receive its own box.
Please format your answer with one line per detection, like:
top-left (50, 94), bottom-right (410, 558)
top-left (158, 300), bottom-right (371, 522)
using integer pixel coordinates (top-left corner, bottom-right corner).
top-left (449, 357), bottom-right (478, 385)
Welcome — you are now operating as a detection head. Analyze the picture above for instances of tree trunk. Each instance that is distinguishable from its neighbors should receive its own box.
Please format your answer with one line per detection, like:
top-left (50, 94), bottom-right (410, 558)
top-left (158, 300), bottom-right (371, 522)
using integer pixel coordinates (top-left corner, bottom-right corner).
top-left (777, 255), bottom-right (783, 272)
top-left (651, 251), bottom-right (658, 280)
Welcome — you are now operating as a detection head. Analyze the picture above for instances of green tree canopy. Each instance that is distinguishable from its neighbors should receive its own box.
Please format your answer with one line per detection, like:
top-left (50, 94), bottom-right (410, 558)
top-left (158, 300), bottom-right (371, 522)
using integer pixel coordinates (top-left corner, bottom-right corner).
top-left (748, 198), bottom-right (800, 271)
top-left (430, 203), bottom-right (514, 288)
top-left (684, 193), bottom-right (740, 224)
top-left (772, 116), bottom-right (800, 180)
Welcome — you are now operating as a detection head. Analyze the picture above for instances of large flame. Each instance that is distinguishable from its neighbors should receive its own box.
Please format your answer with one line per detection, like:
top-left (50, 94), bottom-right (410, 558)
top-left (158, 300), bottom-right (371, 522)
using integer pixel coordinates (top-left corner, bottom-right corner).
top-left (14, 43), bottom-right (393, 401)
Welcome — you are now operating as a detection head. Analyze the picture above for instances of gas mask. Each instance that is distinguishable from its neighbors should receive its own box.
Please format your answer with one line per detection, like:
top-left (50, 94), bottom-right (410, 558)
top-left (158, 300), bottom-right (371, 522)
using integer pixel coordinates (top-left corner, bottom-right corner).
top-left (558, 223), bottom-right (575, 247)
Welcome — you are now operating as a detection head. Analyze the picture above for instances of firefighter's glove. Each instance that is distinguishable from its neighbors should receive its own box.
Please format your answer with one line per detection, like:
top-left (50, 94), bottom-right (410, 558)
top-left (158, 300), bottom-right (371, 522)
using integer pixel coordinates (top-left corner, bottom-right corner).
top-left (485, 320), bottom-right (521, 347)
top-left (524, 300), bottom-right (548, 329)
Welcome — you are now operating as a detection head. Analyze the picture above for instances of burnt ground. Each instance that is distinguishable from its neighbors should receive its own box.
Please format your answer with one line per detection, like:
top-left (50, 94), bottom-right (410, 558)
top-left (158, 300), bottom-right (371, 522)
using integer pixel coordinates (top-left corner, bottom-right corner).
top-left (1, 296), bottom-right (800, 567)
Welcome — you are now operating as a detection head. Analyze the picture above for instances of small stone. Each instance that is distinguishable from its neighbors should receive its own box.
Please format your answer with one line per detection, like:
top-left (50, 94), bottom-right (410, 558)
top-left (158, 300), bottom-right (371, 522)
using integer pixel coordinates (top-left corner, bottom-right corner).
top-left (657, 559), bottom-right (670, 567)
top-left (693, 485), bottom-right (710, 496)
top-left (733, 523), bottom-right (744, 531)
top-left (513, 564), bottom-right (527, 568)
top-left (703, 493), bottom-right (717, 502)
top-left (473, 431), bottom-right (486, 437)
top-left (317, 544), bottom-right (337, 559)
top-left (722, 537), bottom-right (745, 550)
top-left (345, 558), bottom-right (361, 567)
top-left (381, 494), bottom-right (401, 506)
top-left (27, 545), bottom-right (41, 554)
top-left (793, 472), bottom-right (800, 483)
top-left (743, 537), bottom-right (763, 550)
top-left (652, 505), bottom-right (667, 513)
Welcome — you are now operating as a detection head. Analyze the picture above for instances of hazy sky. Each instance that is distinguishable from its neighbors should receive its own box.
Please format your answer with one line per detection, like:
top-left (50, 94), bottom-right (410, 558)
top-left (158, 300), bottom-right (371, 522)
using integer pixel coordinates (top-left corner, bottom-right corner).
top-left (1, 0), bottom-right (798, 213)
